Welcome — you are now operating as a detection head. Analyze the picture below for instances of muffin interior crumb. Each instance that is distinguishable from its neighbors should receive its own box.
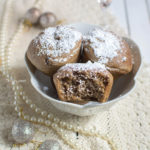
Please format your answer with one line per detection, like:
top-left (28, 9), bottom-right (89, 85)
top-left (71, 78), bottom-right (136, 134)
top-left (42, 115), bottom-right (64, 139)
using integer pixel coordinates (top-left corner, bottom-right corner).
top-left (59, 72), bottom-right (108, 101)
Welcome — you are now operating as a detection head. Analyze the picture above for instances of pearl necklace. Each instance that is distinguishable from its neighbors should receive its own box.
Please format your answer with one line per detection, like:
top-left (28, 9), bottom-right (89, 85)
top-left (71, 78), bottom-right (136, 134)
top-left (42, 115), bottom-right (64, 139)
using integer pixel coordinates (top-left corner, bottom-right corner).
top-left (0, 0), bottom-right (117, 149)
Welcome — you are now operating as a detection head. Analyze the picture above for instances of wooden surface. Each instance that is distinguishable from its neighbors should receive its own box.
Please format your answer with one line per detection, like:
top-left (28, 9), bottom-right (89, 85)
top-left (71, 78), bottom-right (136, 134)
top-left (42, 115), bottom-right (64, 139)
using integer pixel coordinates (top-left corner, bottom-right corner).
top-left (110, 0), bottom-right (150, 63)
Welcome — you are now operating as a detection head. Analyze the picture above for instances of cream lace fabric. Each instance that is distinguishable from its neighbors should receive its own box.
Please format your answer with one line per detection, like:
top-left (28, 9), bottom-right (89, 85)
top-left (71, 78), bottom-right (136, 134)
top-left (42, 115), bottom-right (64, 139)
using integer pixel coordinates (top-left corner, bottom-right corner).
top-left (0, 0), bottom-right (150, 150)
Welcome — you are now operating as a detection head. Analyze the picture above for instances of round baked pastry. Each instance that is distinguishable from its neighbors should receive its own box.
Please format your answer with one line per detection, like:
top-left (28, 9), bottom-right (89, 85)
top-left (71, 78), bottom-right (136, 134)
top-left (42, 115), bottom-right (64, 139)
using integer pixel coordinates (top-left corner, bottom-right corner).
top-left (82, 28), bottom-right (133, 76)
top-left (53, 62), bottom-right (113, 103)
top-left (27, 25), bottom-right (82, 75)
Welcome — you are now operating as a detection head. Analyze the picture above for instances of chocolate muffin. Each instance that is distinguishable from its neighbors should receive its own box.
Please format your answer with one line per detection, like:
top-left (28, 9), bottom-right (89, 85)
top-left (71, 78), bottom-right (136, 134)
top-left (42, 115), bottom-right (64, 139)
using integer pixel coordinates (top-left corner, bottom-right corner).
top-left (53, 62), bottom-right (113, 103)
top-left (82, 28), bottom-right (133, 76)
top-left (27, 25), bottom-right (82, 76)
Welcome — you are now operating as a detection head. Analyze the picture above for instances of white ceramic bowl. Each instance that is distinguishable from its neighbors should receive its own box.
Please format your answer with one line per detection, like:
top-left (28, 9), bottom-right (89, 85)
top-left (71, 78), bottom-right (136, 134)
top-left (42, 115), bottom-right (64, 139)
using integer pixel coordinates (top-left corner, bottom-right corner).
top-left (25, 23), bottom-right (142, 116)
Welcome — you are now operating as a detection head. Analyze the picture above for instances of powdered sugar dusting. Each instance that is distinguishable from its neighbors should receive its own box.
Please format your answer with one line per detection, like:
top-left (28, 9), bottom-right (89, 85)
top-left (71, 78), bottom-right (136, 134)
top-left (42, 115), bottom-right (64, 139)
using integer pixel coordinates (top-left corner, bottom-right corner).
top-left (59, 61), bottom-right (106, 72)
top-left (83, 28), bottom-right (122, 64)
top-left (33, 25), bottom-right (82, 62)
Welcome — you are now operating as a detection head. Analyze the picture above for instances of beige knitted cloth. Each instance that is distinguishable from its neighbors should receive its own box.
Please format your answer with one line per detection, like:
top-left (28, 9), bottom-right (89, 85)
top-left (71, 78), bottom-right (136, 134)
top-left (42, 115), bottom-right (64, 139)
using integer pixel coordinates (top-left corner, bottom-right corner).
top-left (0, 0), bottom-right (150, 150)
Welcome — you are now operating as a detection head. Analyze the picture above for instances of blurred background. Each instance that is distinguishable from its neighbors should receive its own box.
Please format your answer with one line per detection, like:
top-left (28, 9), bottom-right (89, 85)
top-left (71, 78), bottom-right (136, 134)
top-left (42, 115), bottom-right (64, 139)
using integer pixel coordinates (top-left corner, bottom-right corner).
top-left (110, 0), bottom-right (150, 63)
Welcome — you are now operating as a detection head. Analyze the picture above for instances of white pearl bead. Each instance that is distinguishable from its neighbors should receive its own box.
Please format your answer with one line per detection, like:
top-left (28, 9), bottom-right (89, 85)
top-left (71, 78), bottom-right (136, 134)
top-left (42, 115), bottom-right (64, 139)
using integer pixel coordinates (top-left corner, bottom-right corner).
top-left (45, 120), bottom-right (51, 126)
top-left (76, 126), bottom-right (82, 132)
top-left (69, 139), bottom-right (73, 143)
top-left (53, 118), bottom-right (60, 123)
top-left (18, 112), bottom-right (22, 117)
top-left (59, 121), bottom-right (67, 127)
top-left (66, 124), bottom-right (73, 130)
top-left (23, 115), bottom-right (30, 120)
top-left (15, 106), bottom-right (20, 112)
top-left (82, 128), bottom-right (88, 134)
top-left (22, 91), bottom-right (26, 95)
top-left (13, 101), bottom-right (17, 105)
top-left (41, 111), bottom-right (47, 117)
top-left (38, 118), bottom-right (44, 123)
top-left (52, 123), bottom-right (58, 128)
top-left (9, 76), bottom-right (13, 81)
top-left (30, 116), bottom-right (37, 122)
top-left (6, 59), bottom-right (10, 63)
top-left (75, 143), bottom-right (79, 146)
top-left (59, 129), bottom-right (64, 133)
top-left (14, 96), bottom-right (18, 100)
top-left (22, 95), bottom-right (26, 100)
top-left (14, 91), bottom-right (19, 96)
top-left (19, 91), bottom-right (23, 96)
top-left (16, 86), bottom-right (21, 90)
top-left (30, 104), bottom-right (36, 109)
top-left (12, 86), bottom-right (16, 91)
top-left (35, 108), bottom-right (41, 113)
top-left (47, 114), bottom-right (53, 119)
top-left (11, 81), bottom-right (16, 85)
top-left (90, 129), bottom-right (95, 134)
top-left (6, 74), bottom-right (10, 78)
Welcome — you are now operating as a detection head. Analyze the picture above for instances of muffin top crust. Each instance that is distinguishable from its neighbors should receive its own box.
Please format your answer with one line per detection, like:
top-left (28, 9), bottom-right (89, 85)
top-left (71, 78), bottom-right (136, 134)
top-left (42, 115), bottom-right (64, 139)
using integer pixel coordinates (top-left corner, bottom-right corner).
top-left (58, 61), bottom-right (107, 73)
top-left (32, 25), bottom-right (82, 62)
top-left (83, 28), bottom-right (126, 64)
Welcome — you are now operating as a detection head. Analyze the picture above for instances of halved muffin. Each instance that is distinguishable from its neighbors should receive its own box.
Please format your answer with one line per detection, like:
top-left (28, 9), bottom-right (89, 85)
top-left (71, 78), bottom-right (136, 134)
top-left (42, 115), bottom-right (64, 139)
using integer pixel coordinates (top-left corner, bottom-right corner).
top-left (53, 62), bottom-right (113, 103)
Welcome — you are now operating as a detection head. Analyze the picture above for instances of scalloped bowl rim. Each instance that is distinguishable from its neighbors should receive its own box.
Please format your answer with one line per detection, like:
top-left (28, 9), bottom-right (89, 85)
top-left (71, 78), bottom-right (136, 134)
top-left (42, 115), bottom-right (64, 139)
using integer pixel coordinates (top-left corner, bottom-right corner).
top-left (24, 22), bottom-right (142, 111)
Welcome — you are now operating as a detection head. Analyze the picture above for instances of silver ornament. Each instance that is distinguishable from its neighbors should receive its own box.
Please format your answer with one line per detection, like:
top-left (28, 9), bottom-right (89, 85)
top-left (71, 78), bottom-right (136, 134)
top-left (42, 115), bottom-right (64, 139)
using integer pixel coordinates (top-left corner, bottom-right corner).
top-left (39, 12), bottom-right (57, 28)
top-left (11, 119), bottom-right (35, 144)
top-left (24, 7), bottom-right (41, 25)
top-left (97, 0), bottom-right (112, 7)
top-left (39, 140), bottom-right (62, 150)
